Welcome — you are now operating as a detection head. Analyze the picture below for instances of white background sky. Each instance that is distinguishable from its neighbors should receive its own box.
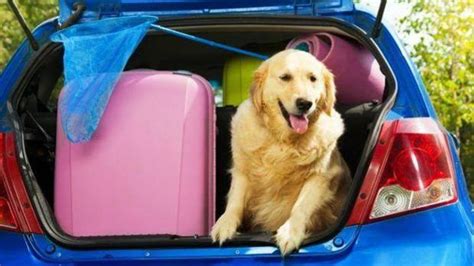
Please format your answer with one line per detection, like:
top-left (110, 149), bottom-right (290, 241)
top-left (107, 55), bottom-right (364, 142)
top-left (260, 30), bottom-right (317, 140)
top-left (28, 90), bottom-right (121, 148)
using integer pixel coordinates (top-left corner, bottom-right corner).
top-left (357, 0), bottom-right (419, 50)
top-left (357, 0), bottom-right (412, 28)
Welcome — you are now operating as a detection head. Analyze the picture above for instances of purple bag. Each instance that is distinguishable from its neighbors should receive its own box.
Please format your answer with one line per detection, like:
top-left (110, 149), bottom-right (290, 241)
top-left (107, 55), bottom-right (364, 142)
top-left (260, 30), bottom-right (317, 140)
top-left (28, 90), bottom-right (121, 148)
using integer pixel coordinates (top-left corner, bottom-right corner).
top-left (287, 33), bottom-right (385, 105)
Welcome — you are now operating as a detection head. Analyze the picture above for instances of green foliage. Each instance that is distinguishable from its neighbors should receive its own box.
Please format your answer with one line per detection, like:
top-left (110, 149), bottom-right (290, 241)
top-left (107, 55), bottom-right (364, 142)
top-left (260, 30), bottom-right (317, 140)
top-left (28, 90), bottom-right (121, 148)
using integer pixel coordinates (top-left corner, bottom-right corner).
top-left (0, 0), bottom-right (58, 70)
top-left (398, 0), bottom-right (474, 197)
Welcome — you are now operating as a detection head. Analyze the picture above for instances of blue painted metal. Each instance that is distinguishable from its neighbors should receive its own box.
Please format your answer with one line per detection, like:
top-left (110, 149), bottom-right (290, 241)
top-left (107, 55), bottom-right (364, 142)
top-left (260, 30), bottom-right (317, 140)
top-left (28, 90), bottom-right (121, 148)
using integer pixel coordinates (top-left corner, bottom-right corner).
top-left (0, 231), bottom-right (45, 265)
top-left (25, 226), bottom-right (359, 262)
top-left (1, 1), bottom-right (473, 265)
top-left (150, 24), bottom-right (269, 60)
top-left (349, 204), bottom-right (473, 266)
top-left (58, 0), bottom-right (355, 23)
top-left (447, 132), bottom-right (474, 229)
top-left (2, 204), bottom-right (472, 265)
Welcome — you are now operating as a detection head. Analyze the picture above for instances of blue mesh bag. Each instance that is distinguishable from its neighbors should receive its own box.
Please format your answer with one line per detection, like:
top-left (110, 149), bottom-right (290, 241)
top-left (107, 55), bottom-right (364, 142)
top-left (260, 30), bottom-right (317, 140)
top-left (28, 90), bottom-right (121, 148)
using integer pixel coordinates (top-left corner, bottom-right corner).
top-left (50, 16), bottom-right (156, 143)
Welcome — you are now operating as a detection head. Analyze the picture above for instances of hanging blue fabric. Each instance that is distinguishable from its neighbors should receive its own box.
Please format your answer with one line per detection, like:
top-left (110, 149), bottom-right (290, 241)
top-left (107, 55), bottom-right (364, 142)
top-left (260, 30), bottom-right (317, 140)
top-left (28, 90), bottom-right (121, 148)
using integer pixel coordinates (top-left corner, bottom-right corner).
top-left (52, 15), bottom-right (267, 143)
top-left (51, 16), bottom-right (157, 143)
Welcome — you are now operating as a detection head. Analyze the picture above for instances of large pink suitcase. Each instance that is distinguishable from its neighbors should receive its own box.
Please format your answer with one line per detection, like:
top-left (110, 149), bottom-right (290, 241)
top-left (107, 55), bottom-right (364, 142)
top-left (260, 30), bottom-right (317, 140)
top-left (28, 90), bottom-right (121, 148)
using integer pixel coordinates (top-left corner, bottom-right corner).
top-left (55, 70), bottom-right (215, 237)
top-left (287, 33), bottom-right (385, 105)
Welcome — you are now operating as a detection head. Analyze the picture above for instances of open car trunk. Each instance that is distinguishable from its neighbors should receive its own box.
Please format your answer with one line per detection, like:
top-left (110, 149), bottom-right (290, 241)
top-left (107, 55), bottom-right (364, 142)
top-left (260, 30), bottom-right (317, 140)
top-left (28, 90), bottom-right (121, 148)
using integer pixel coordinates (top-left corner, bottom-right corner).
top-left (8, 16), bottom-right (396, 249)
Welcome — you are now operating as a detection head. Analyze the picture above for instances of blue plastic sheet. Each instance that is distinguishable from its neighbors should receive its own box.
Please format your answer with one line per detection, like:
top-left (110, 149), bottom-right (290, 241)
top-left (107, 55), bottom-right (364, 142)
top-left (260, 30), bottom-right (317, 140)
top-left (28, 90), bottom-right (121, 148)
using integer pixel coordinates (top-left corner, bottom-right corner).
top-left (50, 16), bottom-right (156, 143)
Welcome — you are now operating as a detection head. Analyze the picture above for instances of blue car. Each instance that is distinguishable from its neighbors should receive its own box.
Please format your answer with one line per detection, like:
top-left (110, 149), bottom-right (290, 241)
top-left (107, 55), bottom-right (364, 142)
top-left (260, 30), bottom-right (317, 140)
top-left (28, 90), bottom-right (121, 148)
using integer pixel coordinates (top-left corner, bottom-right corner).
top-left (1, 0), bottom-right (472, 265)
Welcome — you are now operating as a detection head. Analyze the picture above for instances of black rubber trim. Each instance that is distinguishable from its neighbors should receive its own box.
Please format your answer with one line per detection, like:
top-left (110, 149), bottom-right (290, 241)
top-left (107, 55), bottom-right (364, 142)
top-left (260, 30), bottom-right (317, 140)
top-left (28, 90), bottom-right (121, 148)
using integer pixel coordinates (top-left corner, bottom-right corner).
top-left (370, 0), bottom-right (387, 38)
top-left (58, 3), bottom-right (86, 30)
top-left (173, 70), bottom-right (193, 76)
top-left (7, 14), bottom-right (397, 250)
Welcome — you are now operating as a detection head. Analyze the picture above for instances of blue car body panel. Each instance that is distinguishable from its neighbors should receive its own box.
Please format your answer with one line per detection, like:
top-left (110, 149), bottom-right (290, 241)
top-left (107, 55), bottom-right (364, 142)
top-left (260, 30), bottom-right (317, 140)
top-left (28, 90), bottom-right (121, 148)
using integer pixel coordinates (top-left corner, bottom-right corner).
top-left (1, 204), bottom-right (472, 265)
top-left (58, 0), bottom-right (355, 23)
top-left (0, 1), bottom-right (472, 265)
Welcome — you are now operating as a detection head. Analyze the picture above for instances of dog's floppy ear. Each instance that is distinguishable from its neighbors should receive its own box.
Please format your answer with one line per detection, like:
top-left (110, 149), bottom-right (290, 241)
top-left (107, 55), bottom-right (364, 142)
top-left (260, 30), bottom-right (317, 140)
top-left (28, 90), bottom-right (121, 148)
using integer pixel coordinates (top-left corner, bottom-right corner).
top-left (321, 67), bottom-right (336, 116)
top-left (250, 61), bottom-right (269, 113)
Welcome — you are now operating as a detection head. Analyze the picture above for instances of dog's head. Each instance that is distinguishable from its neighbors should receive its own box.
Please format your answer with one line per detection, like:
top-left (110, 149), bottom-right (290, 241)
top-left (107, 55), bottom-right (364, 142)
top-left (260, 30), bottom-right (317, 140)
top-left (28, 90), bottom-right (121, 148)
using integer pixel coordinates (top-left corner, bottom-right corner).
top-left (250, 49), bottom-right (336, 135)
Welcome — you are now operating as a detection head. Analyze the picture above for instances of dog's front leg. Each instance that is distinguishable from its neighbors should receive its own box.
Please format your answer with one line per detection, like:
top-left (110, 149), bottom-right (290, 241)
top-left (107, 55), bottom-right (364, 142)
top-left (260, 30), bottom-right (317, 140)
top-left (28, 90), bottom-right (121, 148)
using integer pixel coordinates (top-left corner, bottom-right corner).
top-left (275, 176), bottom-right (332, 256)
top-left (211, 169), bottom-right (248, 245)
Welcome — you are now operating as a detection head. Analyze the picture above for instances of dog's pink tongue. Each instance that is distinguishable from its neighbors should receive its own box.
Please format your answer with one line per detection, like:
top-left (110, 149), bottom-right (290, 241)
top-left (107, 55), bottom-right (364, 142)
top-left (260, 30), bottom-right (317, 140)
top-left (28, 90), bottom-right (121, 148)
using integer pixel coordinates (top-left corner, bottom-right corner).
top-left (289, 115), bottom-right (309, 134)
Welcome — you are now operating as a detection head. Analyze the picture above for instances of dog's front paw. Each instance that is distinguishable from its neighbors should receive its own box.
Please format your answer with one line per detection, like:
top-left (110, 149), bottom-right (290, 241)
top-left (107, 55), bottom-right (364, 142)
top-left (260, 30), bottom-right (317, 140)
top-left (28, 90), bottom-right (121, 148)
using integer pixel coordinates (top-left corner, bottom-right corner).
top-left (211, 213), bottom-right (239, 245)
top-left (275, 220), bottom-right (306, 256)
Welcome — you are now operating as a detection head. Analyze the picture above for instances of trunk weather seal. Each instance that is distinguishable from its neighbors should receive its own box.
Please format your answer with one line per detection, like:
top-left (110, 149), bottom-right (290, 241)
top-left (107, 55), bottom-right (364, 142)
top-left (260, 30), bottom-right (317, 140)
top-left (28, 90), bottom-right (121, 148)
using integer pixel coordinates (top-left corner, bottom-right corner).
top-left (7, 15), bottom-right (397, 250)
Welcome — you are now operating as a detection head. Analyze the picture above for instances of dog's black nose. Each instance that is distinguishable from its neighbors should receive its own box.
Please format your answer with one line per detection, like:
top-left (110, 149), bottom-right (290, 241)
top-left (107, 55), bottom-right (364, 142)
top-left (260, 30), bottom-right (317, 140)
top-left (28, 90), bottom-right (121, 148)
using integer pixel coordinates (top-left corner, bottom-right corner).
top-left (296, 98), bottom-right (313, 113)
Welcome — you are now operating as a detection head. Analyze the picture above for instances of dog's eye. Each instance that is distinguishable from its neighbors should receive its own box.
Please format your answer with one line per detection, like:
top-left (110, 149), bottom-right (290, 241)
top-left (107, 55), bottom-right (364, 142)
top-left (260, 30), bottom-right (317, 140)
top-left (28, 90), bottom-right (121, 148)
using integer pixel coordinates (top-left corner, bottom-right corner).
top-left (309, 75), bottom-right (317, 82)
top-left (279, 74), bottom-right (292, 82)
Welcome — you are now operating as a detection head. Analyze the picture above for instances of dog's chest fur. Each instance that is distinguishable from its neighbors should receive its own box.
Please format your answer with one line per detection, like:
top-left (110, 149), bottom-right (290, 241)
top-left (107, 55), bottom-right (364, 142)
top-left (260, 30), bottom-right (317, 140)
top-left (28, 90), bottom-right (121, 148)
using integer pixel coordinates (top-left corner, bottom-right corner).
top-left (244, 145), bottom-right (317, 231)
top-left (231, 101), bottom-right (345, 232)
top-left (242, 126), bottom-right (338, 231)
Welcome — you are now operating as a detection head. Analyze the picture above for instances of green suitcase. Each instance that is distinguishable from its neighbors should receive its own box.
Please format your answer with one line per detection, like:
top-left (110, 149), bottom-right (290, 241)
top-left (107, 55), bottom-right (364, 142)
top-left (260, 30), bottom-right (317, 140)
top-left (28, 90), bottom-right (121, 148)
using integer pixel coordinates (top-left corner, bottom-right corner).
top-left (222, 56), bottom-right (263, 106)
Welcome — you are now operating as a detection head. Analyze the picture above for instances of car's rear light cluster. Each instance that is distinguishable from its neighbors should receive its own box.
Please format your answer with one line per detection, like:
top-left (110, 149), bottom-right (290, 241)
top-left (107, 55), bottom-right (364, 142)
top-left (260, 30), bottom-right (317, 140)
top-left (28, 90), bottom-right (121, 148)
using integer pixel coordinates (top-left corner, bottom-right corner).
top-left (0, 134), bottom-right (18, 231)
top-left (348, 118), bottom-right (457, 225)
top-left (0, 185), bottom-right (17, 230)
top-left (0, 133), bottom-right (41, 233)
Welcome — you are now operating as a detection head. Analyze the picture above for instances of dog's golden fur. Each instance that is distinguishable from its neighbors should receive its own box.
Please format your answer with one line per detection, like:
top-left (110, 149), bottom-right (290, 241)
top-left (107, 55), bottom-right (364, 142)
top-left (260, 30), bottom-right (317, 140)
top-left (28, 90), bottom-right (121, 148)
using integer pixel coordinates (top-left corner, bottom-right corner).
top-left (211, 50), bottom-right (351, 255)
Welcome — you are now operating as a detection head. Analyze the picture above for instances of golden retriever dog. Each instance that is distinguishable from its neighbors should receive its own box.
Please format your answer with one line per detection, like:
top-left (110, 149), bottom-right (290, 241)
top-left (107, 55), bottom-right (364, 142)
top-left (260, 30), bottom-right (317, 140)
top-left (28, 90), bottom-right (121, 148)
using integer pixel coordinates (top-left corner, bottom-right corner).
top-left (211, 49), bottom-right (351, 255)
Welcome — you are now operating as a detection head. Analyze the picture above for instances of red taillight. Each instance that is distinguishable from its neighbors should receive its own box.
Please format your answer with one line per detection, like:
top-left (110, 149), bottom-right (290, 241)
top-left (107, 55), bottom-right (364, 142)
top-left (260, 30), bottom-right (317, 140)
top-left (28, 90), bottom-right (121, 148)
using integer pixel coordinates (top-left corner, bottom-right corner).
top-left (348, 118), bottom-right (457, 225)
top-left (0, 133), bottom-right (41, 233)
top-left (0, 196), bottom-right (17, 230)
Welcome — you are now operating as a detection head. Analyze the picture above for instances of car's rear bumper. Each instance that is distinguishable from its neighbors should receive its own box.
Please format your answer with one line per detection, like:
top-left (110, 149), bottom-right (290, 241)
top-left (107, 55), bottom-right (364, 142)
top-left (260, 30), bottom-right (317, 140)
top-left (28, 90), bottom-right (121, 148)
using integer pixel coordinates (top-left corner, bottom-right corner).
top-left (1, 203), bottom-right (471, 266)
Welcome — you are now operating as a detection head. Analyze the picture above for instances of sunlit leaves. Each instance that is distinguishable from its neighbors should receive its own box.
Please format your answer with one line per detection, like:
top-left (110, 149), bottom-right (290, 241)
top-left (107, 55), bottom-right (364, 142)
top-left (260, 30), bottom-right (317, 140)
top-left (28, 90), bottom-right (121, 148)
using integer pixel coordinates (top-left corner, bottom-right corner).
top-left (0, 0), bottom-right (58, 70)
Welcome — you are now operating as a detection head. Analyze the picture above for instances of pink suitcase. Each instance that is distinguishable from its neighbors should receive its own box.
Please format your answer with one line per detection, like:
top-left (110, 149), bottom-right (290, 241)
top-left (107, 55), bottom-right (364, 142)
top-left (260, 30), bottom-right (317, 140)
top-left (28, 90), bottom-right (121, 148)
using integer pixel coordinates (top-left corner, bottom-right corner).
top-left (55, 70), bottom-right (215, 237)
top-left (287, 33), bottom-right (385, 105)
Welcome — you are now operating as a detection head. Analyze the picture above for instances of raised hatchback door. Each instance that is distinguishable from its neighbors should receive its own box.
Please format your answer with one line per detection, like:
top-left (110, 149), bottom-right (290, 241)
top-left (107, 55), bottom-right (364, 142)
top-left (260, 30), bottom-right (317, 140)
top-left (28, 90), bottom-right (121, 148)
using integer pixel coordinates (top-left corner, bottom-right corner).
top-left (58, 0), bottom-right (355, 23)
